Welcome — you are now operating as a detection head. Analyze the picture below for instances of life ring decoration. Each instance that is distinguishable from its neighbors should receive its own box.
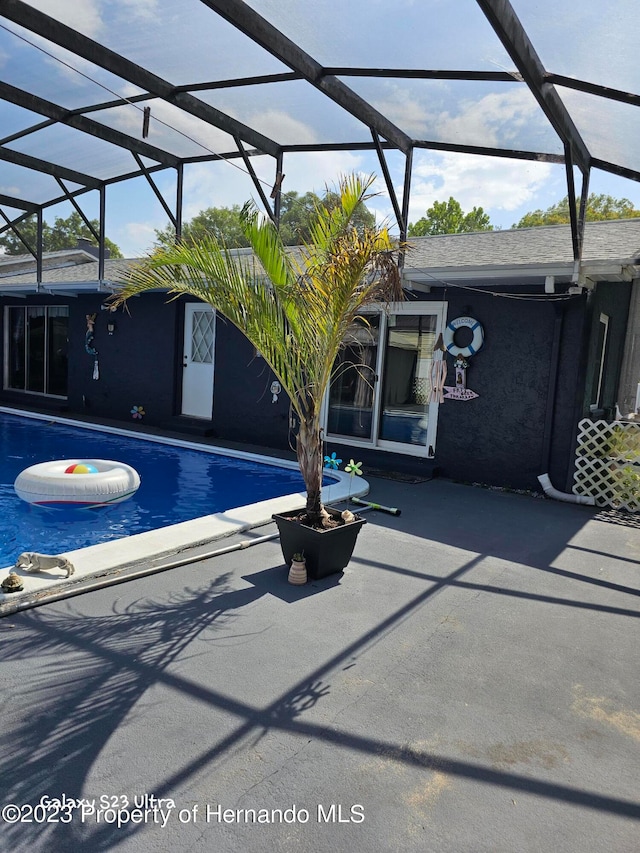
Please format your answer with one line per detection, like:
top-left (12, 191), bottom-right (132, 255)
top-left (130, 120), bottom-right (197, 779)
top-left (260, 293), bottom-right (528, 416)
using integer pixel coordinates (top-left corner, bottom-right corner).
top-left (442, 316), bottom-right (484, 402)
top-left (443, 316), bottom-right (484, 358)
top-left (14, 459), bottom-right (141, 508)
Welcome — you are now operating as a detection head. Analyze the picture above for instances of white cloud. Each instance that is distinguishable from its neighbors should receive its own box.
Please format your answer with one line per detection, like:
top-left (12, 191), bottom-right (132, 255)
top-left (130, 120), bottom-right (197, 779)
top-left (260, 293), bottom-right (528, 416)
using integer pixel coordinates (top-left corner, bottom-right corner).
top-left (116, 0), bottom-right (159, 22)
top-left (373, 83), bottom-right (550, 152)
top-left (358, 150), bottom-right (562, 233)
top-left (121, 221), bottom-right (157, 250)
top-left (411, 151), bottom-right (555, 215)
top-left (243, 110), bottom-right (318, 147)
top-left (436, 88), bottom-right (540, 149)
top-left (27, 0), bottom-right (103, 38)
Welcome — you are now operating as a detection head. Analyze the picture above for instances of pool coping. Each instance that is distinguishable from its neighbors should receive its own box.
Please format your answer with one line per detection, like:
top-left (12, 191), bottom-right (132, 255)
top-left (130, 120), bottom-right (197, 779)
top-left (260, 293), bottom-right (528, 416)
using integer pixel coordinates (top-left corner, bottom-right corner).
top-left (0, 407), bottom-right (369, 612)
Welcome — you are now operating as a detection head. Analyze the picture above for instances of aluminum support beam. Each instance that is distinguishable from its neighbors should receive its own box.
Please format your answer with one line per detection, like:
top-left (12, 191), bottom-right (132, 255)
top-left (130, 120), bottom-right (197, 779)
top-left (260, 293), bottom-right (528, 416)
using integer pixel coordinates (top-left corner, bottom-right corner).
top-left (476, 0), bottom-right (590, 174)
top-left (0, 80), bottom-right (179, 167)
top-left (201, 0), bottom-right (412, 153)
top-left (371, 130), bottom-right (405, 233)
top-left (1, 0), bottom-right (280, 158)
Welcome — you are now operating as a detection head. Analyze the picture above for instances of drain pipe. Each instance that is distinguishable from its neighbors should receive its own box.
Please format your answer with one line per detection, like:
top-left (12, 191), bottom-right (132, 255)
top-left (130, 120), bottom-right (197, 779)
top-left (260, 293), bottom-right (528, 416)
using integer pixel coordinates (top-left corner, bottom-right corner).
top-left (537, 473), bottom-right (595, 506)
top-left (0, 531), bottom-right (280, 617)
top-left (1, 503), bottom-right (376, 617)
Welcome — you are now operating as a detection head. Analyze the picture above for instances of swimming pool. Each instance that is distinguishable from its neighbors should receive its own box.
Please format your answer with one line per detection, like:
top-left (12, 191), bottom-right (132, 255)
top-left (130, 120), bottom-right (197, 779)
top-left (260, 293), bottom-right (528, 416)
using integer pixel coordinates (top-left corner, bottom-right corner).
top-left (0, 409), bottom-right (340, 569)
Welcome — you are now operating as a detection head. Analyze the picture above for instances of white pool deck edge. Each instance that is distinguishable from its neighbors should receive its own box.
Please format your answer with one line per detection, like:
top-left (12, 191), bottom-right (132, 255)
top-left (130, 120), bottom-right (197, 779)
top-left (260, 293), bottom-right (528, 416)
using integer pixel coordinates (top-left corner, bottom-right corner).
top-left (0, 407), bottom-right (369, 610)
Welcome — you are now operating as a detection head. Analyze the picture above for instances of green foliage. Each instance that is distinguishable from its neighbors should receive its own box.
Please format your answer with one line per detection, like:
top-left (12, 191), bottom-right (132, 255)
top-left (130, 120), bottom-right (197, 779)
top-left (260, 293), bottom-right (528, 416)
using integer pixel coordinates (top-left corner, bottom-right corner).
top-left (0, 211), bottom-right (122, 257)
top-left (155, 205), bottom-right (251, 248)
top-left (578, 423), bottom-right (640, 507)
top-left (116, 174), bottom-right (401, 522)
top-left (513, 194), bottom-right (640, 228)
top-left (155, 189), bottom-right (376, 248)
top-left (408, 197), bottom-right (494, 236)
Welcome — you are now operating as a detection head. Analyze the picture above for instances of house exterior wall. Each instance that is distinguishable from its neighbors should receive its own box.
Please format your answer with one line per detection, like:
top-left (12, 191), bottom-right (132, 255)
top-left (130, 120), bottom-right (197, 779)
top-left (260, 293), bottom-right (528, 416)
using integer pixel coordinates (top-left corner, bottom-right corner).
top-left (0, 293), bottom-right (179, 425)
top-left (212, 318), bottom-right (293, 450)
top-left (0, 278), bottom-right (628, 494)
top-left (411, 287), bottom-right (587, 491)
top-left (321, 286), bottom-right (589, 492)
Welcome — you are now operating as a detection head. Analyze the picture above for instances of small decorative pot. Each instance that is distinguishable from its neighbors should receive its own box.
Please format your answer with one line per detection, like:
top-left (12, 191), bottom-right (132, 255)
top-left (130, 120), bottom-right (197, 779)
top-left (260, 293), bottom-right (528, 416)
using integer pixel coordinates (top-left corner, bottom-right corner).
top-left (288, 555), bottom-right (307, 585)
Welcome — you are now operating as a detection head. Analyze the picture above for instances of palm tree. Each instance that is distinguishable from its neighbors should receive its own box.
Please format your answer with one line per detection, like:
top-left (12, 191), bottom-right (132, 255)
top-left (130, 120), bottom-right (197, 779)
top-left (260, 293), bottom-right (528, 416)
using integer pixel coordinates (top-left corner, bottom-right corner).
top-left (114, 174), bottom-right (402, 527)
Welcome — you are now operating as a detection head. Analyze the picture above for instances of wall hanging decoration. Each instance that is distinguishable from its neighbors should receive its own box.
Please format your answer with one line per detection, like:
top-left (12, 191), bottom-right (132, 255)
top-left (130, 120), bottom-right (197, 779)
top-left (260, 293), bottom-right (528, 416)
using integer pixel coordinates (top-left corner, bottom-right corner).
top-left (131, 405), bottom-right (145, 420)
top-left (442, 316), bottom-right (484, 401)
top-left (85, 313), bottom-right (99, 380)
top-left (270, 380), bottom-right (282, 403)
top-left (430, 332), bottom-right (448, 403)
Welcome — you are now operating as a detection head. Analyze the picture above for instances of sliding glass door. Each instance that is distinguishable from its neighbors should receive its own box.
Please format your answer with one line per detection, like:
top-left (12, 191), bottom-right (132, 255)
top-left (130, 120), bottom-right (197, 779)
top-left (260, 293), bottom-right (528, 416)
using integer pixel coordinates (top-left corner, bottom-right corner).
top-left (327, 315), bottom-right (379, 441)
top-left (5, 305), bottom-right (69, 397)
top-left (324, 303), bottom-right (445, 456)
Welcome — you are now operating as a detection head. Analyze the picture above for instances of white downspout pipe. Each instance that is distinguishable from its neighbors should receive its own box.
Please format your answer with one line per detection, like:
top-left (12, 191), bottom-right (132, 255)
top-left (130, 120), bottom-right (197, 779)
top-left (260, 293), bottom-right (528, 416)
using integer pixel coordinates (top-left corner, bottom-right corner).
top-left (537, 473), bottom-right (596, 506)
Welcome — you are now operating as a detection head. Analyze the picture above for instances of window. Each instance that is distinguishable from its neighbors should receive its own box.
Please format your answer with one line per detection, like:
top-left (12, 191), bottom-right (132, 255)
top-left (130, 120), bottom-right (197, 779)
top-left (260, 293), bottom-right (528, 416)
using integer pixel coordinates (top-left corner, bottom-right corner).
top-left (5, 306), bottom-right (69, 397)
top-left (324, 302), bottom-right (446, 456)
top-left (590, 312), bottom-right (609, 411)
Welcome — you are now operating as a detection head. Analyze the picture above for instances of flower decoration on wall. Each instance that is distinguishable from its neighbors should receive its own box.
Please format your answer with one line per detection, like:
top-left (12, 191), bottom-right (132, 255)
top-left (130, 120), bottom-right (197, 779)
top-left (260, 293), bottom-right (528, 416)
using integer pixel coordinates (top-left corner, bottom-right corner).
top-left (324, 451), bottom-right (342, 470)
top-left (131, 405), bottom-right (145, 420)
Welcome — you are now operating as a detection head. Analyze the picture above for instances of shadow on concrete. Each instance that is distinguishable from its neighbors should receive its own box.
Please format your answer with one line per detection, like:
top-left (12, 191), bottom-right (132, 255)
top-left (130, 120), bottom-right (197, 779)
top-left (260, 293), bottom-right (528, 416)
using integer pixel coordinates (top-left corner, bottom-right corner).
top-left (2, 527), bottom-right (639, 852)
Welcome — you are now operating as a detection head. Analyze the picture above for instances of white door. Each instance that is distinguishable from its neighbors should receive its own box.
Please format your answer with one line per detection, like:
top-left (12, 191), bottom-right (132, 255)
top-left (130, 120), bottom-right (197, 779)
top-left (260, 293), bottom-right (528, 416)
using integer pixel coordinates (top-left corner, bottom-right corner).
top-left (181, 303), bottom-right (215, 418)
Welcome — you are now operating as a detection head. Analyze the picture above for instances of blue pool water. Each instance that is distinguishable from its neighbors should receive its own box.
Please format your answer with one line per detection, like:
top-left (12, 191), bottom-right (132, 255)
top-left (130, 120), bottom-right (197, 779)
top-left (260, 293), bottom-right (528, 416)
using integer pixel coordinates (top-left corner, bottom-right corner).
top-left (0, 412), bottom-right (308, 567)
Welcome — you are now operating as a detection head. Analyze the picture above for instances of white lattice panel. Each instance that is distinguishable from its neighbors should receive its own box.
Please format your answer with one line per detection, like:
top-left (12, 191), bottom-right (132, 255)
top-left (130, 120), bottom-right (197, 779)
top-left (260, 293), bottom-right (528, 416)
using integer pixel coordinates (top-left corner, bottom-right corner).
top-left (573, 419), bottom-right (640, 511)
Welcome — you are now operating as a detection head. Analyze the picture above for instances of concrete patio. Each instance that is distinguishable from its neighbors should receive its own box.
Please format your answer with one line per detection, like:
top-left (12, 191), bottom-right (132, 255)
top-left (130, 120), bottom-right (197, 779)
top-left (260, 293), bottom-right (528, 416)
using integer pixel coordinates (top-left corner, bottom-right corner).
top-left (1, 477), bottom-right (638, 852)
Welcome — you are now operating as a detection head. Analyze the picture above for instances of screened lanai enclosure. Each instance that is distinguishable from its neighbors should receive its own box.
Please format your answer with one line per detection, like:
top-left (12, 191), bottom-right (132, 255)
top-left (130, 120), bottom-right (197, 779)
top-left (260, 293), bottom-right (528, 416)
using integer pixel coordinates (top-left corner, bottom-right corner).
top-left (0, 0), bottom-right (639, 270)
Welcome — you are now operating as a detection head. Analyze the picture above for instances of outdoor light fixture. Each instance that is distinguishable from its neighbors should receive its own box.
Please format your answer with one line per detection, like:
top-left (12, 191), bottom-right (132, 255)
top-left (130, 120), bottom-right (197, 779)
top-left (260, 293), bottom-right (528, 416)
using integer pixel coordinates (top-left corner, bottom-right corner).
top-left (107, 320), bottom-right (116, 336)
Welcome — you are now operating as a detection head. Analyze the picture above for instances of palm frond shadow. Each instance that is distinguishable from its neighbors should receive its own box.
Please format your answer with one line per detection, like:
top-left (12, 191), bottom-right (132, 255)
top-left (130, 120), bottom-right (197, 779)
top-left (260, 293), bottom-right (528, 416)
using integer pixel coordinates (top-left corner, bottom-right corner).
top-left (0, 573), bottom-right (289, 851)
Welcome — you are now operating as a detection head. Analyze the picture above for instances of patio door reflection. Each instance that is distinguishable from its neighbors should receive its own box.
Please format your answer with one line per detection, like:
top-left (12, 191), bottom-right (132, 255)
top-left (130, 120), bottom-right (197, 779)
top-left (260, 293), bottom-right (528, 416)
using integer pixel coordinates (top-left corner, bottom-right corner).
top-left (378, 313), bottom-right (437, 447)
top-left (327, 316), bottom-right (379, 441)
top-left (325, 305), bottom-right (444, 455)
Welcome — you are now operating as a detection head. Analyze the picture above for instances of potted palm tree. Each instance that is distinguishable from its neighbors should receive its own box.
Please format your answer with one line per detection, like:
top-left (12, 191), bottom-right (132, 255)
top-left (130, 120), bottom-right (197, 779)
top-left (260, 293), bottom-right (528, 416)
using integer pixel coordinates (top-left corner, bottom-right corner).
top-left (113, 174), bottom-right (402, 578)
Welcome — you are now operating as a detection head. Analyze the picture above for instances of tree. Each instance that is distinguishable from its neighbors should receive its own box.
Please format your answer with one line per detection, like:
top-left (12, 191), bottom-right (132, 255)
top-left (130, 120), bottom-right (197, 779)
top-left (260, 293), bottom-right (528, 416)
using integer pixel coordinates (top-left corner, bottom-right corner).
top-left (278, 189), bottom-right (376, 245)
top-left (155, 189), bottom-right (377, 248)
top-left (408, 197), bottom-right (494, 236)
top-left (513, 194), bottom-right (640, 228)
top-left (155, 205), bottom-right (251, 248)
top-left (116, 174), bottom-right (401, 527)
top-left (0, 212), bottom-right (122, 257)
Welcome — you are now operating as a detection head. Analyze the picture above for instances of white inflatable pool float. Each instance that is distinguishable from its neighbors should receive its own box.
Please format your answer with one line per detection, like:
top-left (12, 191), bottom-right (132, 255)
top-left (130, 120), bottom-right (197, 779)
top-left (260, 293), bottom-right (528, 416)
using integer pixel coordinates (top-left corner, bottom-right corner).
top-left (14, 459), bottom-right (141, 507)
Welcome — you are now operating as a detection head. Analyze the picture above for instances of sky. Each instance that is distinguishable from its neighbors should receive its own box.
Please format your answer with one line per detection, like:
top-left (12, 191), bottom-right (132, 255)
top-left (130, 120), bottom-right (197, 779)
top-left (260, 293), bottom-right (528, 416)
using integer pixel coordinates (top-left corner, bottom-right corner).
top-left (1, 0), bottom-right (639, 258)
top-left (101, 151), bottom-right (640, 258)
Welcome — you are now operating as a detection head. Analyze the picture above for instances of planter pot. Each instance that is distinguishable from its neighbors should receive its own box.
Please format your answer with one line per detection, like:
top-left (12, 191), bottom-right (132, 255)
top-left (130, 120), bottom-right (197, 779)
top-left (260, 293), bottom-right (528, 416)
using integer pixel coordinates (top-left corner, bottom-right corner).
top-left (273, 507), bottom-right (367, 580)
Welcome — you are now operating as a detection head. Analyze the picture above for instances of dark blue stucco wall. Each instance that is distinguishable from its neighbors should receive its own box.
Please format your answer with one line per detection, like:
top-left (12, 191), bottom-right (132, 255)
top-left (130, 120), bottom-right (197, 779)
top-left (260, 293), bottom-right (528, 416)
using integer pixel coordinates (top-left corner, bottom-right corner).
top-left (0, 292), bottom-right (179, 426)
top-left (406, 287), bottom-right (588, 490)
top-left (68, 293), bottom-right (179, 423)
top-left (212, 316), bottom-right (292, 450)
top-left (0, 278), bottom-right (628, 493)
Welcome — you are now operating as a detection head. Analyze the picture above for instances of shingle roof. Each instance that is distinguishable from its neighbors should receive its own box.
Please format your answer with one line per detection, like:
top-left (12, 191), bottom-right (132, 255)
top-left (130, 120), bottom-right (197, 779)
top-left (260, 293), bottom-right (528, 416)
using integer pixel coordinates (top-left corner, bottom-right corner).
top-left (1, 218), bottom-right (639, 291)
top-left (404, 218), bottom-right (640, 271)
top-left (0, 256), bottom-right (133, 287)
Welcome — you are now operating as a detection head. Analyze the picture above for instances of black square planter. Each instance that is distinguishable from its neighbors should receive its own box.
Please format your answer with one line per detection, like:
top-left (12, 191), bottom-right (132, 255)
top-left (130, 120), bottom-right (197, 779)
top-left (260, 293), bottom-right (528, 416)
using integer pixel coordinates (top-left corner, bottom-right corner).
top-left (272, 507), bottom-right (367, 580)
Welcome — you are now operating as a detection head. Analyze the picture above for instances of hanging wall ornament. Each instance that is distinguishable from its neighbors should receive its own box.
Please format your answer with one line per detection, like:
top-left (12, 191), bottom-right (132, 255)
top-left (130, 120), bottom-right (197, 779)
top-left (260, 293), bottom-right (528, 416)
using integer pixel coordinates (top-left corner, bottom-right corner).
top-left (85, 313), bottom-right (100, 381)
top-left (270, 380), bottom-right (282, 403)
top-left (442, 316), bottom-right (484, 401)
top-left (430, 332), bottom-right (448, 403)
